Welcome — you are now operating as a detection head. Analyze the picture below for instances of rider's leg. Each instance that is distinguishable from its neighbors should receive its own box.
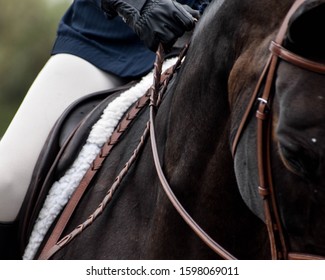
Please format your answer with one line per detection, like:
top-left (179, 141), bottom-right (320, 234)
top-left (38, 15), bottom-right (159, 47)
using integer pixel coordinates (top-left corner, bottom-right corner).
top-left (0, 53), bottom-right (125, 223)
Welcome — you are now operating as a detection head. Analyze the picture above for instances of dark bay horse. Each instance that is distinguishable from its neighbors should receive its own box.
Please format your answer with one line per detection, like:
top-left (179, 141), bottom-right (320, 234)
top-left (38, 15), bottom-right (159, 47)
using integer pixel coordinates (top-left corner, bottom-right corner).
top-left (17, 0), bottom-right (325, 259)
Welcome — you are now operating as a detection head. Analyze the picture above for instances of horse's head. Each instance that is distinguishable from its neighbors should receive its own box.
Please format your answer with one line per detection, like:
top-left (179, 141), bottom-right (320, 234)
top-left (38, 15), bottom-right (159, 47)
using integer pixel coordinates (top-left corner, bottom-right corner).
top-left (272, 0), bottom-right (325, 257)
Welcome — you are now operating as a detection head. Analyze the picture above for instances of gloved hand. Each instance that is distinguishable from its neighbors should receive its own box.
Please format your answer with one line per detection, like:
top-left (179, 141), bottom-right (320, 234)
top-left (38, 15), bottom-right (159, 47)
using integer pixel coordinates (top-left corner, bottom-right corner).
top-left (101, 0), bottom-right (199, 52)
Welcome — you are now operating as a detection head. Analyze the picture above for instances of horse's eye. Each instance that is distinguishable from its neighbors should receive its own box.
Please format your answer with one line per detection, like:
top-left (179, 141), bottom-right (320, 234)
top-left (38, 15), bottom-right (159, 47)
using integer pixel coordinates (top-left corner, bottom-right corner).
top-left (279, 144), bottom-right (318, 181)
top-left (280, 146), bottom-right (303, 173)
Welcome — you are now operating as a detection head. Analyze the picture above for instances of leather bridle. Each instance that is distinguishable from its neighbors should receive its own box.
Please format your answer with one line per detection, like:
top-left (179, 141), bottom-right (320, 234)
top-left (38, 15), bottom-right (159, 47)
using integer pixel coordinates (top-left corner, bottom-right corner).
top-left (37, 0), bottom-right (325, 260)
top-left (231, 0), bottom-right (325, 260)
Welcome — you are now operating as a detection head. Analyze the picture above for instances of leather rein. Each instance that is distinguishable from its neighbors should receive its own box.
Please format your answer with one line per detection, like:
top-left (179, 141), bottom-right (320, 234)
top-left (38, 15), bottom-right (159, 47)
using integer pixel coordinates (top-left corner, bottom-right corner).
top-left (37, 0), bottom-right (325, 260)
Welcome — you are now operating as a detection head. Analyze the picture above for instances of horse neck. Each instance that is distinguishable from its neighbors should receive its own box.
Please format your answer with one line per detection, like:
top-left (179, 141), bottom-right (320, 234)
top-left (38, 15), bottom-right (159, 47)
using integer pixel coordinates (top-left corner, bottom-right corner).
top-left (159, 3), bottom-right (238, 222)
top-left (160, 0), bottom-right (298, 218)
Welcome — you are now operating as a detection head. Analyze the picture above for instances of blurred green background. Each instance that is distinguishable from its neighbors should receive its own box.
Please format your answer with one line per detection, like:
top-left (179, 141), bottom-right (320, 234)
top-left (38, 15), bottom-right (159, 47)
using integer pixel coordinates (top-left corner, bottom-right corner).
top-left (0, 0), bottom-right (71, 137)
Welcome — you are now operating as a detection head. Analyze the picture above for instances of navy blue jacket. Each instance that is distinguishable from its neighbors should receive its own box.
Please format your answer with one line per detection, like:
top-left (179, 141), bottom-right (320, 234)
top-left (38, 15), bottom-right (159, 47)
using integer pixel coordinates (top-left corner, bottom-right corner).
top-left (52, 0), bottom-right (209, 78)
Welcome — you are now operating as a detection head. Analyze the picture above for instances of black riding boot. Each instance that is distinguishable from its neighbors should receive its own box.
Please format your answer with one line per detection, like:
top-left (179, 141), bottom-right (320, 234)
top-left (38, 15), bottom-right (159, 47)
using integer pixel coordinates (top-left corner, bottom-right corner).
top-left (0, 222), bottom-right (21, 259)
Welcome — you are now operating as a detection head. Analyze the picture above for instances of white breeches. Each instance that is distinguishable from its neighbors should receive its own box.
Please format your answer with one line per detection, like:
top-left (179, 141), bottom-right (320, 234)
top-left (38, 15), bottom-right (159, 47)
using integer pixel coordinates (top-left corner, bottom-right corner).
top-left (0, 54), bottom-right (125, 222)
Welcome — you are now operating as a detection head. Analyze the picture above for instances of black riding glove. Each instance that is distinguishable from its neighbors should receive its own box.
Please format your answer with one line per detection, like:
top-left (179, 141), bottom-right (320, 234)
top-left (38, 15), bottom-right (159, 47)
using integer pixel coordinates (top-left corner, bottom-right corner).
top-left (101, 0), bottom-right (199, 52)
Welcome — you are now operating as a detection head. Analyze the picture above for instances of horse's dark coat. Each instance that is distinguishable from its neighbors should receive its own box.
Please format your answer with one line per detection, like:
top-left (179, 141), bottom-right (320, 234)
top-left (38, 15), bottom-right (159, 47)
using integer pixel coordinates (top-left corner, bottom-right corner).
top-left (11, 0), bottom-right (325, 259)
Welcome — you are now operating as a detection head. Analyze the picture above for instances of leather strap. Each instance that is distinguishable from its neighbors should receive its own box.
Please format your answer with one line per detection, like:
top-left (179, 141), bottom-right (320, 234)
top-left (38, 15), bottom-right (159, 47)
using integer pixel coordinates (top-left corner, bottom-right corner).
top-left (231, 55), bottom-right (272, 156)
top-left (255, 0), bottom-right (325, 260)
top-left (288, 253), bottom-right (325, 260)
top-left (224, 0), bottom-right (325, 260)
top-left (270, 41), bottom-right (325, 74)
top-left (231, 0), bottom-right (307, 259)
